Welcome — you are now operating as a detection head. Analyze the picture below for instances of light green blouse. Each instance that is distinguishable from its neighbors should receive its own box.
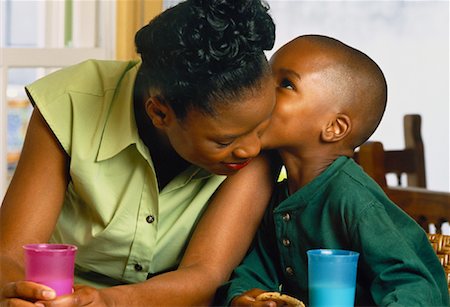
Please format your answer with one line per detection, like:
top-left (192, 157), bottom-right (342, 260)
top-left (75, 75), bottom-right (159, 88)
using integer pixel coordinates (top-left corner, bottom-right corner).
top-left (25, 59), bottom-right (226, 287)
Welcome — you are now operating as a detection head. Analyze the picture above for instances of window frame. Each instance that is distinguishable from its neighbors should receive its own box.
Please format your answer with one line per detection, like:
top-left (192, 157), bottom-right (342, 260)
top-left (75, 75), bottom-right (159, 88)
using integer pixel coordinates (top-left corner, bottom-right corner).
top-left (0, 0), bottom-right (116, 197)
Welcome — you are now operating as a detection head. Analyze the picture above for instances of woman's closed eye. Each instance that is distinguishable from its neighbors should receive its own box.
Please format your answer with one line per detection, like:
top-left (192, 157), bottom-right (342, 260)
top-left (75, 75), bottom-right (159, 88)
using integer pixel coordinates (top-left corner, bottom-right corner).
top-left (216, 140), bottom-right (234, 148)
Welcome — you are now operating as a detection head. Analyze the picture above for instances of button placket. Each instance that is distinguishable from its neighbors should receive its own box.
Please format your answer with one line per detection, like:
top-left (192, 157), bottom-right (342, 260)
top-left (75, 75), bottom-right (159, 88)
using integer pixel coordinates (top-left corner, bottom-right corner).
top-left (121, 168), bottom-right (159, 283)
top-left (281, 212), bottom-right (291, 248)
top-left (279, 211), bottom-right (294, 279)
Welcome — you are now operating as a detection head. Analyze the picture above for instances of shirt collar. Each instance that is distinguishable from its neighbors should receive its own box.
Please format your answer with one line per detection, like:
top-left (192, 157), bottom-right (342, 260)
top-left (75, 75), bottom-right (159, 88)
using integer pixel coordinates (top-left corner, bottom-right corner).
top-left (96, 61), bottom-right (142, 162)
top-left (274, 156), bottom-right (350, 212)
top-left (94, 61), bottom-right (215, 183)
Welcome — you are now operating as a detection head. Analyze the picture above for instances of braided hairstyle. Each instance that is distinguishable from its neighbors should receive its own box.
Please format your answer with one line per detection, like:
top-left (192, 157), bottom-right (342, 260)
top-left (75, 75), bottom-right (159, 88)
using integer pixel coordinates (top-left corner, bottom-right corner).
top-left (135, 0), bottom-right (275, 118)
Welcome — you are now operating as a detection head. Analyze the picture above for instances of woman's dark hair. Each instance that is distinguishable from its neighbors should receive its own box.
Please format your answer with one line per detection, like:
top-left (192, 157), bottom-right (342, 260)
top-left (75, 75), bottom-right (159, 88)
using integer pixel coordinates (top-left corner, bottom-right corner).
top-left (135, 0), bottom-right (275, 118)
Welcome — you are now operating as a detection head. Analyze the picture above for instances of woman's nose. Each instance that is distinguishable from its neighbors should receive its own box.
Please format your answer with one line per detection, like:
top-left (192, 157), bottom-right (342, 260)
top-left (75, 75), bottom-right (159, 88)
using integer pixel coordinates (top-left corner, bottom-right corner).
top-left (232, 133), bottom-right (262, 159)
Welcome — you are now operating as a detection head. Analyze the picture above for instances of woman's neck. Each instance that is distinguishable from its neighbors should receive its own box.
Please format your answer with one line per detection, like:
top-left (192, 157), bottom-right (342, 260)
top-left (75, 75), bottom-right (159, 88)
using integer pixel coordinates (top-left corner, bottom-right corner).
top-left (149, 133), bottom-right (190, 190)
top-left (133, 77), bottom-right (190, 190)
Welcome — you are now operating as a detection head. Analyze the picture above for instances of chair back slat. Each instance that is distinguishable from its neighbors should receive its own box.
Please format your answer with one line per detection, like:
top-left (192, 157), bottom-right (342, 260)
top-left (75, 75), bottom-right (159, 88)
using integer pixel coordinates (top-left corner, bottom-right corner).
top-left (354, 114), bottom-right (426, 188)
top-left (404, 114), bottom-right (427, 187)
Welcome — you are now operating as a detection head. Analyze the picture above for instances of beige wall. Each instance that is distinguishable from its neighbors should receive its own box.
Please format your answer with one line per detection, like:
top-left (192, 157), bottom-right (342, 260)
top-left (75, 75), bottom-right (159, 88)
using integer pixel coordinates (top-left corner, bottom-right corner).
top-left (116, 0), bottom-right (163, 60)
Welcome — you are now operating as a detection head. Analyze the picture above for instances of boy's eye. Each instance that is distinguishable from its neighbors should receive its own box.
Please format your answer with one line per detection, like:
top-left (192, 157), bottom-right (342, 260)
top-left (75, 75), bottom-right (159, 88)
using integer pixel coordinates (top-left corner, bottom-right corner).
top-left (279, 78), bottom-right (295, 90)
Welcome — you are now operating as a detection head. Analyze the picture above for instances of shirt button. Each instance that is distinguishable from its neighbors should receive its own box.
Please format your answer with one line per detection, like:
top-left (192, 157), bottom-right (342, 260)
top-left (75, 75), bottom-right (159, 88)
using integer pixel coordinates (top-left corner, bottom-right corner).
top-left (282, 238), bottom-right (291, 247)
top-left (146, 215), bottom-right (155, 223)
top-left (134, 263), bottom-right (143, 272)
top-left (285, 266), bottom-right (295, 276)
top-left (282, 213), bottom-right (291, 222)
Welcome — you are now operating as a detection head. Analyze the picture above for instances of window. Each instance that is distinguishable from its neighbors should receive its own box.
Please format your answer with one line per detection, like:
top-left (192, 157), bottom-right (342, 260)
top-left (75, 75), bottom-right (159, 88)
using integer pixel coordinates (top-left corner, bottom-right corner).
top-left (0, 0), bottom-right (115, 196)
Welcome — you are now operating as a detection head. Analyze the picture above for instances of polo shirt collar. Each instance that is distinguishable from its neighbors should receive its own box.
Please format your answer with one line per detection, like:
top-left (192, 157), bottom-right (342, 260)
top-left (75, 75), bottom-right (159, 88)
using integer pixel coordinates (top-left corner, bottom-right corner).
top-left (274, 156), bottom-right (350, 212)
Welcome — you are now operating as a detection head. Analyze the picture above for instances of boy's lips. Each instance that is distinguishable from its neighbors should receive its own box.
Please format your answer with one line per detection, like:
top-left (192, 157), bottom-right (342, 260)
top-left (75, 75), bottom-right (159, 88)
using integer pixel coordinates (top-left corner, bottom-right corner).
top-left (222, 159), bottom-right (252, 171)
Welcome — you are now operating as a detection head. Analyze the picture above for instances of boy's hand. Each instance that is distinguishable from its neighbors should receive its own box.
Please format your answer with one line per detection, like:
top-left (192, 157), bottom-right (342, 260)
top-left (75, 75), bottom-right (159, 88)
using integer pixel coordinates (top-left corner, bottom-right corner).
top-left (231, 289), bottom-right (305, 307)
top-left (231, 288), bottom-right (277, 306)
top-left (255, 292), bottom-right (304, 307)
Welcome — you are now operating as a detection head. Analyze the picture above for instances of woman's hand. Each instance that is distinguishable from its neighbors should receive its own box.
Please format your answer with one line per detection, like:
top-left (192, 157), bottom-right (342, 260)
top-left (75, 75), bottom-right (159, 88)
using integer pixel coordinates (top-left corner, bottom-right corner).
top-left (0, 283), bottom-right (113, 307)
top-left (0, 281), bottom-right (56, 306)
top-left (31, 285), bottom-right (112, 307)
top-left (0, 283), bottom-right (111, 307)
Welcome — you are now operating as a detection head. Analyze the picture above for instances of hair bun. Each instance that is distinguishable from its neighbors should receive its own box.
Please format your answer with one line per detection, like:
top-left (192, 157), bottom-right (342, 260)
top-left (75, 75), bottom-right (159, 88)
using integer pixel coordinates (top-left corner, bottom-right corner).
top-left (135, 0), bottom-right (275, 118)
top-left (179, 0), bottom-right (275, 75)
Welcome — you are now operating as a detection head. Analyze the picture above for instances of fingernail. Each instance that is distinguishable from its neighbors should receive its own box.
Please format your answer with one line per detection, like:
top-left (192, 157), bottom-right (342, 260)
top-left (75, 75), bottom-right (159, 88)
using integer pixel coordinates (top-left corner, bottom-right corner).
top-left (35, 303), bottom-right (45, 307)
top-left (42, 289), bottom-right (56, 299)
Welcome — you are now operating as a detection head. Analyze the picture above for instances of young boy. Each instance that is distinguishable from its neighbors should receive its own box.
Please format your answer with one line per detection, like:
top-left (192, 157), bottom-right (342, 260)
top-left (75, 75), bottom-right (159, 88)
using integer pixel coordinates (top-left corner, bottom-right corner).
top-left (216, 35), bottom-right (449, 306)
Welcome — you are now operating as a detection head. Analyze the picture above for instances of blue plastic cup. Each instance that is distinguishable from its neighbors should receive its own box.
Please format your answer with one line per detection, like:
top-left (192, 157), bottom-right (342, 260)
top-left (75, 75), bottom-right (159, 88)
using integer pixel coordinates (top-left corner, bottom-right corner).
top-left (307, 249), bottom-right (359, 307)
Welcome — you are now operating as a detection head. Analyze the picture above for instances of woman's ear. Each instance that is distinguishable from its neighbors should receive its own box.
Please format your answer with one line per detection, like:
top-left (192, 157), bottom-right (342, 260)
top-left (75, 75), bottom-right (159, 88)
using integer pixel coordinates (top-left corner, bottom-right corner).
top-left (321, 113), bottom-right (352, 143)
top-left (145, 96), bottom-right (173, 128)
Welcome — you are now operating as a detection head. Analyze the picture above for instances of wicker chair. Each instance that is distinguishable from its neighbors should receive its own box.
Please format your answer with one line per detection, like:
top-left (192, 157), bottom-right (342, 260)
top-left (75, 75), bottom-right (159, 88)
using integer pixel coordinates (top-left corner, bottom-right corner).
top-left (427, 233), bottom-right (450, 292)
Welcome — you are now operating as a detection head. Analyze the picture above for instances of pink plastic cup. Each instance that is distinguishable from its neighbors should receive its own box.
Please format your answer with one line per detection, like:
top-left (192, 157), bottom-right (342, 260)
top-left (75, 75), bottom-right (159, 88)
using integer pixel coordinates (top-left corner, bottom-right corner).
top-left (23, 244), bottom-right (77, 296)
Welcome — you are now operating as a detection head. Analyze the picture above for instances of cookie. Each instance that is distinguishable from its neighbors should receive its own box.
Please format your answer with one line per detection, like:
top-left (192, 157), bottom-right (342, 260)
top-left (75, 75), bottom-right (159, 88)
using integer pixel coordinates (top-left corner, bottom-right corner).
top-left (256, 292), bottom-right (305, 307)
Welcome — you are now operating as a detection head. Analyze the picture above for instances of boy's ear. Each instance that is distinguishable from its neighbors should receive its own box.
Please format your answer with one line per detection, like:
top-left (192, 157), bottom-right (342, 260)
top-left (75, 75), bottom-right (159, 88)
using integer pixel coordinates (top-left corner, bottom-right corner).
top-left (321, 113), bottom-right (352, 143)
top-left (145, 96), bottom-right (173, 128)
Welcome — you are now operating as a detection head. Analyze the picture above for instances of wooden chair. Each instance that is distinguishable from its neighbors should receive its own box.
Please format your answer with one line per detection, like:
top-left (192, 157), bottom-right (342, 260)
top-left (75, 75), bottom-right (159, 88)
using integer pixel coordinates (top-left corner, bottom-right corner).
top-left (387, 186), bottom-right (450, 231)
top-left (354, 114), bottom-right (426, 188)
top-left (354, 114), bottom-right (450, 231)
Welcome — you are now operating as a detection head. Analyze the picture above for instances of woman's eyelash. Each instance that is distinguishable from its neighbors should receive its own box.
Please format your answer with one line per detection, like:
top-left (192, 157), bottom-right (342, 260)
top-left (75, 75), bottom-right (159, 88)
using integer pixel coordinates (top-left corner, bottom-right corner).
top-left (217, 141), bottom-right (233, 148)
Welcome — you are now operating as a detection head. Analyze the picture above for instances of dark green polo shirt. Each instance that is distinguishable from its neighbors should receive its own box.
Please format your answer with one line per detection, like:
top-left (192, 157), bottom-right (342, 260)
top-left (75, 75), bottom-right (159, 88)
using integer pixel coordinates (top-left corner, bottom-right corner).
top-left (219, 157), bottom-right (448, 306)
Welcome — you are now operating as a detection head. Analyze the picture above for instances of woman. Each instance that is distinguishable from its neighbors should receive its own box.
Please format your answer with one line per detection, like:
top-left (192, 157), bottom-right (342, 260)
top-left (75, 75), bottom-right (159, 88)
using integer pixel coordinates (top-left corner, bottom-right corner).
top-left (0, 0), bottom-right (277, 305)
